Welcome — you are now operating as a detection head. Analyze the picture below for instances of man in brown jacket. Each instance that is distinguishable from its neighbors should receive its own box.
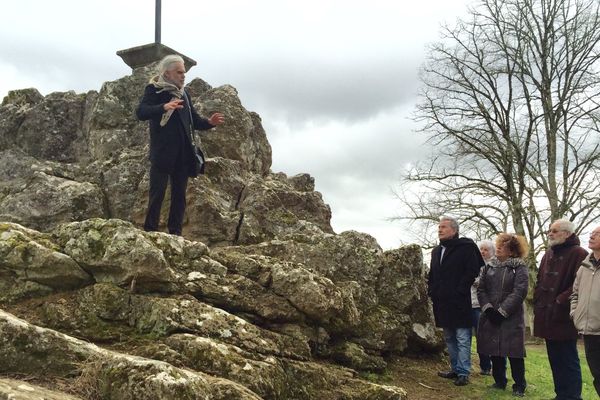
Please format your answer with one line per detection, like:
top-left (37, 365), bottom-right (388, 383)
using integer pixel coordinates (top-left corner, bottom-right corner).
top-left (534, 219), bottom-right (588, 400)
top-left (570, 226), bottom-right (600, 397)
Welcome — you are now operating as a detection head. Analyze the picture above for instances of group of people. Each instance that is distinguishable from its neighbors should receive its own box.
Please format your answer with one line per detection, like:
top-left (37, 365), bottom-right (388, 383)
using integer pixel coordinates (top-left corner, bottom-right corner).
top-left (428, 216), bottom-right (600, 399)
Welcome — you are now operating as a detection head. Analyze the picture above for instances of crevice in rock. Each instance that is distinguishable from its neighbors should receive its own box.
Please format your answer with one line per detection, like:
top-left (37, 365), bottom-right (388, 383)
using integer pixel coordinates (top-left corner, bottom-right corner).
top-left (233, 184), bottom-right (246, 210)
top-left (40, 171), bottom-right (79, 182)
top-left (97, 171), bottom-right (113, 219)
top-left (233, 212), bottom-right (244, 245)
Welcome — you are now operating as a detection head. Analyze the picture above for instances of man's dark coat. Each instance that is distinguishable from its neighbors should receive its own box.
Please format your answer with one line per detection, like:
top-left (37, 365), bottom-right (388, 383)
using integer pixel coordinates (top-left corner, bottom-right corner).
top-left (533, 233), bottom-right (588, 340)
top-left (428, 237), bottom-right (484, 328)
top-left (136, 85), bottom-right (213, 176)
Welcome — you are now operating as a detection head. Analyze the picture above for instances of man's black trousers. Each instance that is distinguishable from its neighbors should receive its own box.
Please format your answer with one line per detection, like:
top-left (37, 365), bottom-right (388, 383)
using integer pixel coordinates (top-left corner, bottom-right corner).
top-left (144, 164), bottom-right (189, 235)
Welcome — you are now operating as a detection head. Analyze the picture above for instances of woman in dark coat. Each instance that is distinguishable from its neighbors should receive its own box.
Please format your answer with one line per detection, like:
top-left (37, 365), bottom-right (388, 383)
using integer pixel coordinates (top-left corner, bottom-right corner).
top-left (477, 233), bottom-right (529, 397)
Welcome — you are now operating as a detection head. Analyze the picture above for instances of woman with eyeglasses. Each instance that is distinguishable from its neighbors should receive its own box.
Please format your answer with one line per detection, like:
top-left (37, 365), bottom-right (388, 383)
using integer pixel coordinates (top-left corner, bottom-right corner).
top-left (477, 233), bottom-right (529, 397)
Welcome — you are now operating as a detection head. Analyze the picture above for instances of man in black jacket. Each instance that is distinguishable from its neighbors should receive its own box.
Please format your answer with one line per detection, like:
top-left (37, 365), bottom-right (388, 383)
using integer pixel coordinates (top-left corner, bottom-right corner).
top-left (136, 54), bottom-right (224, 236)
top-left (428, 216), bottom-right (483, 386)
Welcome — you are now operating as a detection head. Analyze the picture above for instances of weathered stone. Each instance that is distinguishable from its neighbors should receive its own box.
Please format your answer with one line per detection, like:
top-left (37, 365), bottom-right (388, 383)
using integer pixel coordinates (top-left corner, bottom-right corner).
top-left (128, 293), bottom-right (311, 360)
top-left (186, 272), bottom-right (305, 322)
top-left (194, 85), bottom-right (272, 176)
top-left (52, 219), bottom-right (177, 292)
top-left (0, 378), bottom-right (82, 400)
top-left (223, 231), bottom-right (382, 310)
top-left (0, 309), bottom-right (261, 400)
top-left (165, 333), bottom-right (289, 399)
top-left (210, 251), bottom-right (274, 286)
top-left (85, 355), bottom-right (262, 400)
top-left (14, 91), bottom-right (87, 162)
top-left (0, 73), bottom-right (338, 245)
top-left (0, 67), bottom-right (442, 398)
top-left (87, 151), bottom-right (148, 220)
top-left (353, 306), bottom-right (412, 353)
top-left (0, 171), bottom-right (106, 232)
top-left (182, 175), bottom-right (244, 246)
top-left (1, 88), bottom-right (44, 107)
top-left (287, 172), bottom-right (315, 192)
top-left (236, 175), bottom-right (333, 244)
top-left (163, 334), bottom-right (407, 400)
top-left (186, 77), bottom-right (213, 98)
top-left (0, 222), bottom-right (92, 303)
top-left (270, 261), bottom-right (360, 329)
top-left (324, 341), bottom-right (388, 372)
top-left (281, 359), bottom-right (407, 400)
top-left (378, 245), bottom-right (427, 313)
top-left (408, 321), bottom-right (445, 352)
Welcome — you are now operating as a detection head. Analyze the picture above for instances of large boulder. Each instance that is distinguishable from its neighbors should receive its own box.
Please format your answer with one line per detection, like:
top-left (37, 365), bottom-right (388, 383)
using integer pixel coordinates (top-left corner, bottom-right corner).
top-left (0, 222), bottom-right (92, 303)
top-left (0, 67), bottom-right (440, 397)
top-left (0, 309), bottom-right (261, 400)
top-left (0, 70), bottom-right (330, 245)
top-left (0, 378), bottom-right (83, 400)
top-left (53, 219), bottom-right (177, 292)
top-left (0, 90), bottom-right (88, 162)
top-left (194, 84), bottom-right (272, 176)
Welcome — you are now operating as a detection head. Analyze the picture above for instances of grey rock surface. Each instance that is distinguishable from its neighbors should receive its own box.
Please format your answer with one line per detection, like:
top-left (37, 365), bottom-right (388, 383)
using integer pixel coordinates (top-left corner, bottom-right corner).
top-left (0, 69), bottom-right (442, 398)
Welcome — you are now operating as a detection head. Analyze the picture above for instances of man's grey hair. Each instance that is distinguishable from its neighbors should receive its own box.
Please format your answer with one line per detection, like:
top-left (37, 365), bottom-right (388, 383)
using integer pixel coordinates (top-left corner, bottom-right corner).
top-left (552, 218), bottom-right (575, 234)
top-left (478, 240), bottom-right (495, 255)
top-left (439, 215), bottom-right (459, 233)
top-left (158, 54), bottom-right (185, 75)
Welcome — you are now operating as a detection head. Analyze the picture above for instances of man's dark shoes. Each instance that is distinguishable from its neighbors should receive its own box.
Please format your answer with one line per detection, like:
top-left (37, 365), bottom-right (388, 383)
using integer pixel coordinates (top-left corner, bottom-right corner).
top-left (454, 375), bottom-right (469, 386)
top-left (512, 385), bottom-right (526, 397)
top-left (437, 371), bottom-right (458, 379)
top-left (438, 371), bottom-right (458, 379)
top-left (490, 383), bottom-right (506, 390)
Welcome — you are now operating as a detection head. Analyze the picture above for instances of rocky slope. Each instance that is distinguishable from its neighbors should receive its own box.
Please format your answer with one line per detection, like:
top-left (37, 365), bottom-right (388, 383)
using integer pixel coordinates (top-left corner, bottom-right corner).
top-left (0, 66), bottom-right (443, 399)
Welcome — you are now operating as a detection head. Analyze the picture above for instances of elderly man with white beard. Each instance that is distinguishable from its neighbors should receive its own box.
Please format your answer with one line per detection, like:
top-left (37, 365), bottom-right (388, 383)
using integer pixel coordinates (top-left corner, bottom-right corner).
top-left (533, 219), bottom-right (588, 400)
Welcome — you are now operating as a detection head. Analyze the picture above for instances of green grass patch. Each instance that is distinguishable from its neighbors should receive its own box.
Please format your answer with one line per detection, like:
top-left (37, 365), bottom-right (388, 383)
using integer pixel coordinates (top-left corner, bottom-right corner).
top-left (466, 342), bottom-right (595, 399)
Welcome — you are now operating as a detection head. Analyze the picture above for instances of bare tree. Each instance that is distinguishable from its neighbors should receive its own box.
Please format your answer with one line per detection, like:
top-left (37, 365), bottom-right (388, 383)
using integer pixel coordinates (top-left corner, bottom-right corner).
top-left (398, 0), bottom-right (600, 263)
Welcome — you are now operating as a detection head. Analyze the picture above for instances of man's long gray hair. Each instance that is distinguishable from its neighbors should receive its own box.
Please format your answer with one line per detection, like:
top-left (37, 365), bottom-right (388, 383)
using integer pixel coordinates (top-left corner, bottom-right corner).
top-left (157, 55), bottom-right (185, 76)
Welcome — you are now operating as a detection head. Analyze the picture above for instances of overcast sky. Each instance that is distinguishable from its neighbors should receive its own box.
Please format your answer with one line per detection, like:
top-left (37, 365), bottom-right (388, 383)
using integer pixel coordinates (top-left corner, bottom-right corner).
top-left (0, 0), bottom-right (473, 249)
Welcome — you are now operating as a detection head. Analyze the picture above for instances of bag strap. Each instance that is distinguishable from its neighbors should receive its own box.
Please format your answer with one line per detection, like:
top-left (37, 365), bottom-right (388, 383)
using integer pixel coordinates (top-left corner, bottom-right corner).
top-left (183, 90), bottom-right (200, 147)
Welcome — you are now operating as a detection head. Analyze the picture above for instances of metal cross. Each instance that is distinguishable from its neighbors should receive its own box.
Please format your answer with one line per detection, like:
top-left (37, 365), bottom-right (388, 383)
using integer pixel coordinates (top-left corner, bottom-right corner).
top-left (155, 0), bottom-right (161, 44)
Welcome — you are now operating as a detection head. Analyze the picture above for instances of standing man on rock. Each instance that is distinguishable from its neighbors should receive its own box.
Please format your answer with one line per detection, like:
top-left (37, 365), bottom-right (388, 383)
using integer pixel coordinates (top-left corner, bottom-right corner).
top-left (428, 216), bottom-right (483, 386)
top-left (534, 219), bottom-right (587, 400)
top-left (136, 54), bottom-right (224, 236)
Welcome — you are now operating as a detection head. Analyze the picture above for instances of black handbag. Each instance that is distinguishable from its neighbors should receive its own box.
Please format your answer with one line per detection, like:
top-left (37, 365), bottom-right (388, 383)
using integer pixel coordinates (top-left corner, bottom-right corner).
top-left (192, 145), bottom-right (205, 176)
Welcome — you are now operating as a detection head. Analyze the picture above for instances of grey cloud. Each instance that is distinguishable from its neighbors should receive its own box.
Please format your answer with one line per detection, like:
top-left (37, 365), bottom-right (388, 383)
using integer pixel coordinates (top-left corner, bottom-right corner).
top-left (225, 57), bottom-right (420, 125)
top-left (266, 109), bottom-right (427, 183)
top-left (0, 38), bottom-right (129, 96)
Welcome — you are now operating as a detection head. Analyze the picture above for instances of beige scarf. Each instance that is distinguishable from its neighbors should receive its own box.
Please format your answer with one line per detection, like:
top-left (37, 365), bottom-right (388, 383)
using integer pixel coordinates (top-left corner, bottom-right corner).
top-left (149, 74), bottom-right (185, 127)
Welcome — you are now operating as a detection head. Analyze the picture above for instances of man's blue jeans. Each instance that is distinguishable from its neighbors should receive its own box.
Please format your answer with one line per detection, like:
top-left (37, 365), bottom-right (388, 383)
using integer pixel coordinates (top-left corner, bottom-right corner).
top-left (443, 327), bottom-right (472, 377)
top-left (546, 339), bottom-right (582, 400)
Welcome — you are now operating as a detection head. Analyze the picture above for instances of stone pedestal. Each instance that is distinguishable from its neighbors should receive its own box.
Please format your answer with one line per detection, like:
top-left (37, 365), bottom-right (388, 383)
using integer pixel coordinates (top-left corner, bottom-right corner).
top-left (117, 43), bottom-right (197, 71)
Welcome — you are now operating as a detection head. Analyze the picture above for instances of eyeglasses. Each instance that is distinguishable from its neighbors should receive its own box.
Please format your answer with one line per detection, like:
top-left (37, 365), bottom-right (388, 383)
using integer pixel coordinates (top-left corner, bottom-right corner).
top-left (546, 229), bottom-right (566, 234)
top-left (590, 232), bottom-right (600, 239)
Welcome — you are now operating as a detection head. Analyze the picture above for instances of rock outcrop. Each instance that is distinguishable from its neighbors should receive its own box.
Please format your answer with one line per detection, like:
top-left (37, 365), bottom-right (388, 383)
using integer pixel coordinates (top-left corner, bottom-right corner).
top-left (0, 66), bottom-right (443, 398)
